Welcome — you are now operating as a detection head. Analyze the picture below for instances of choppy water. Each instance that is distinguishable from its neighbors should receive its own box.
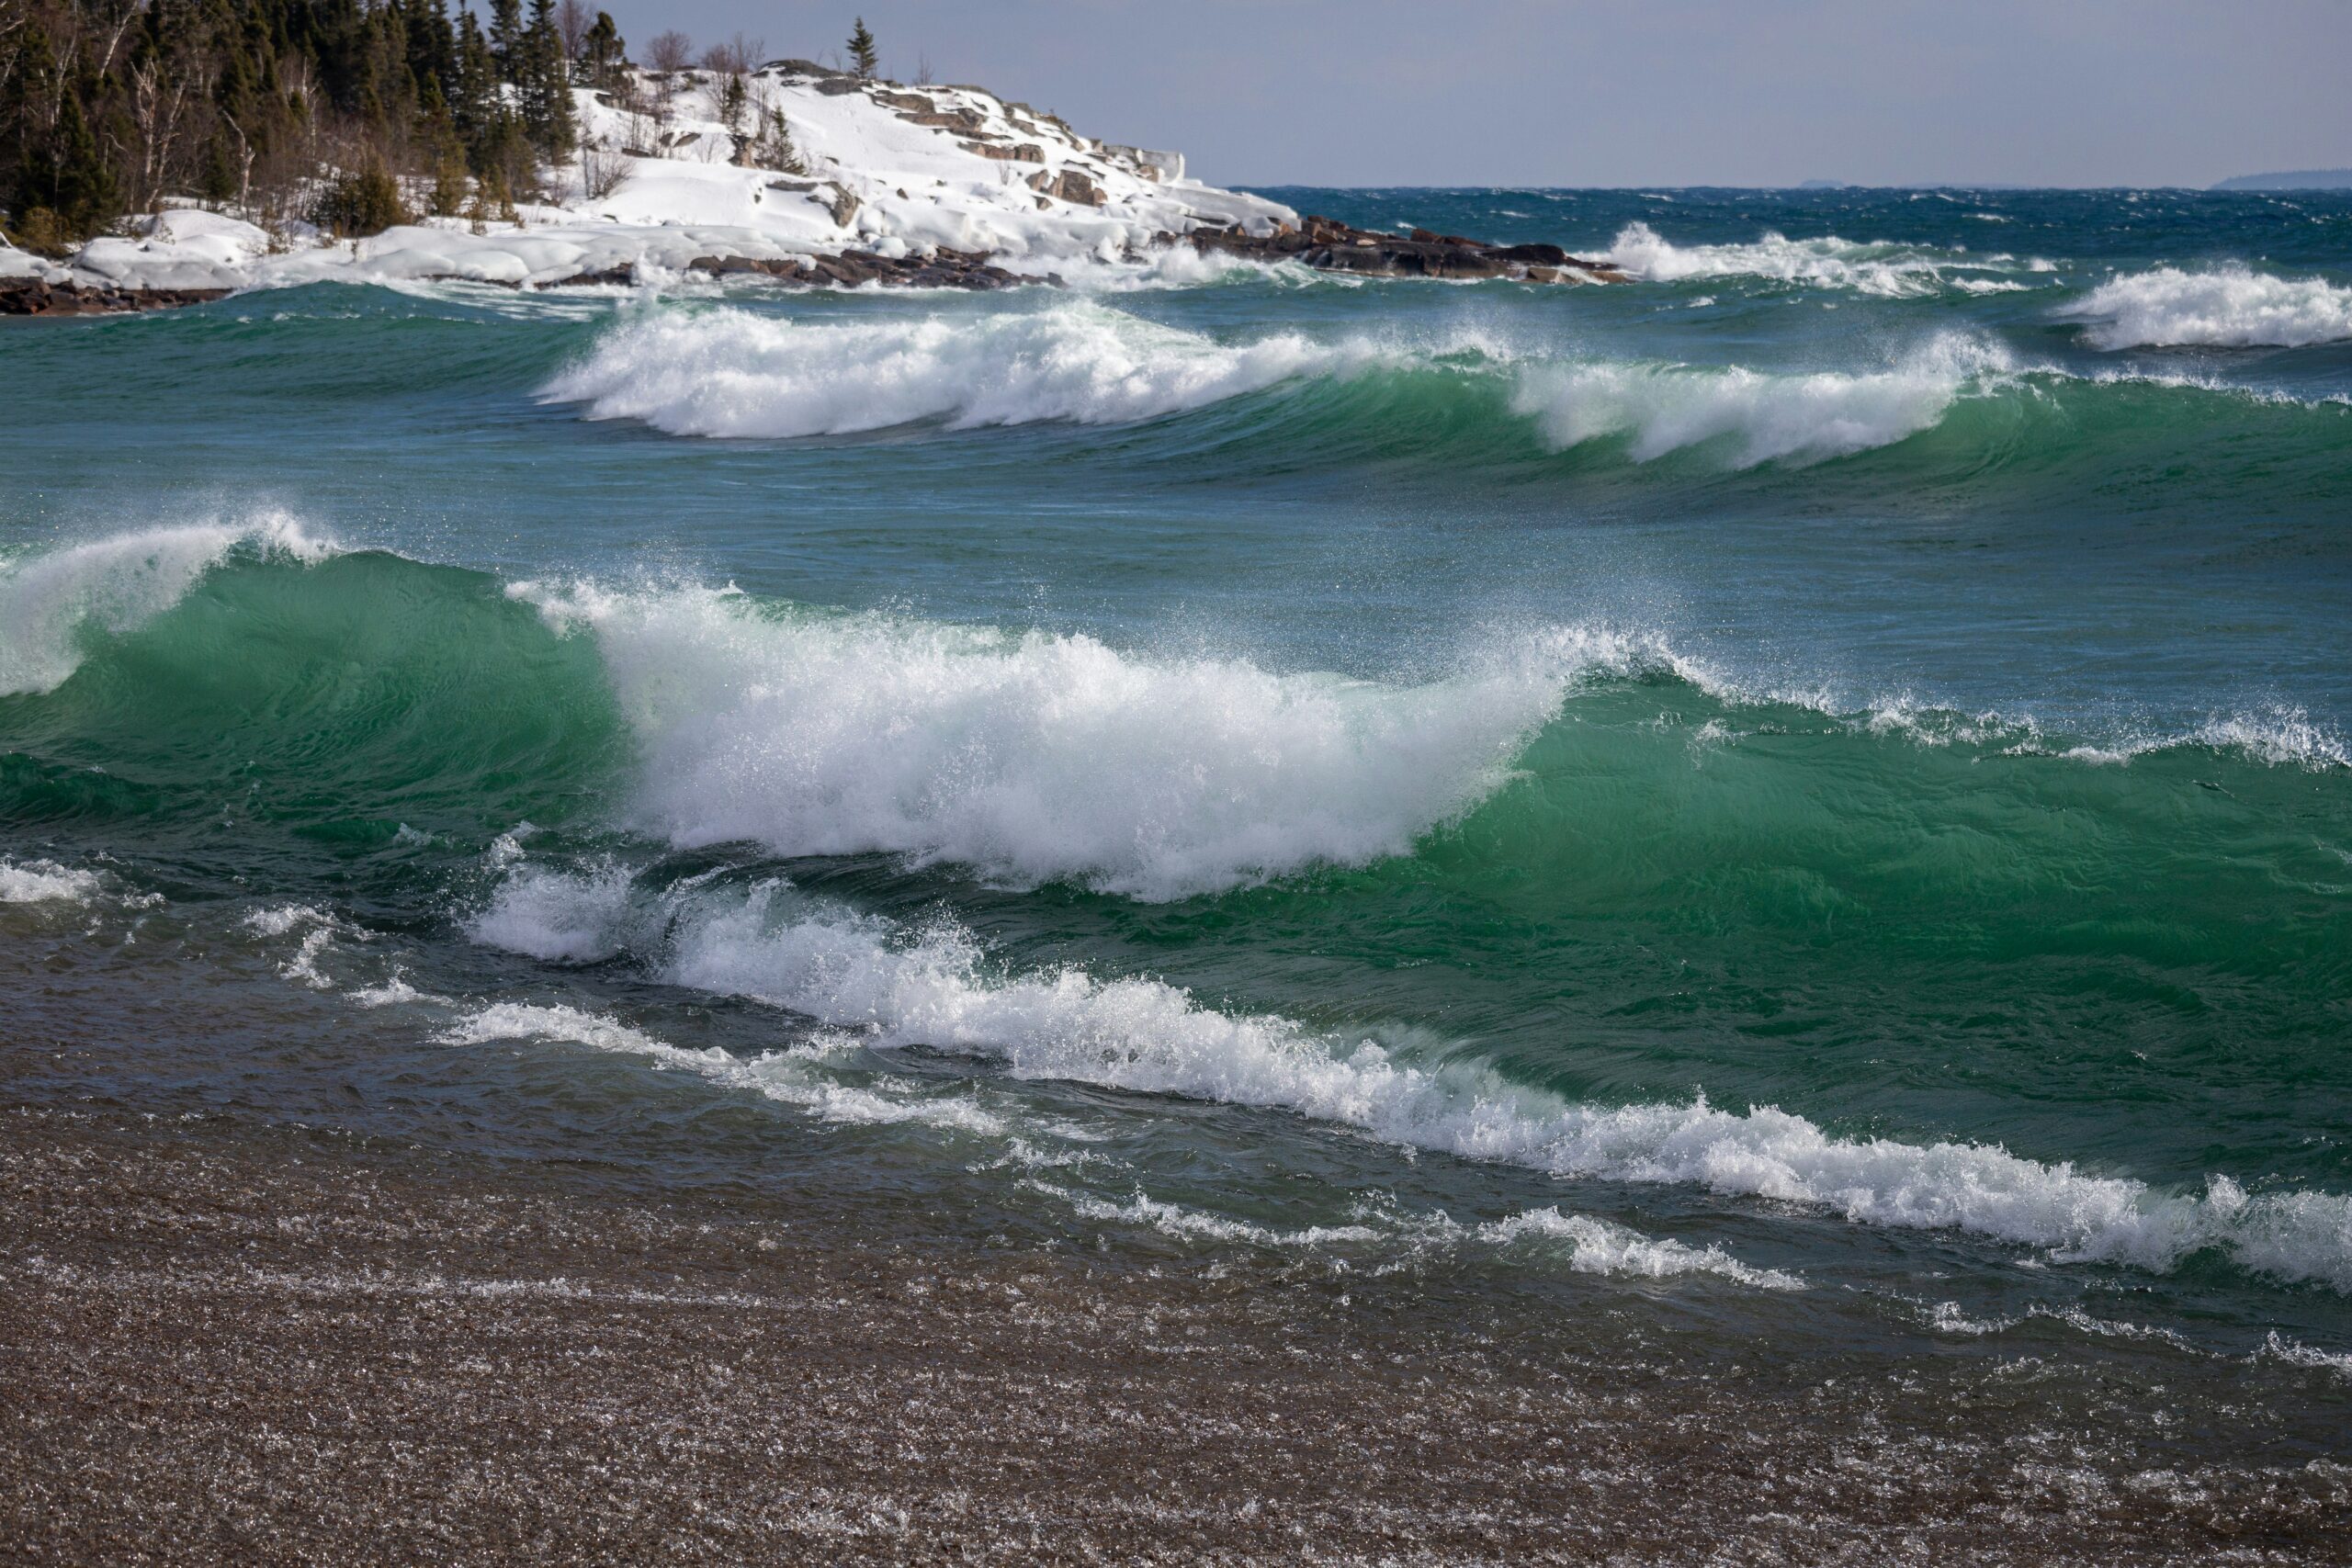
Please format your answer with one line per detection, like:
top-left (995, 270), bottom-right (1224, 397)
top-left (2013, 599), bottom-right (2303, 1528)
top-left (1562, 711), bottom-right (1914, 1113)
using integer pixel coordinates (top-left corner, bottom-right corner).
top-left (5, 187), bottom-right (2350, 1450)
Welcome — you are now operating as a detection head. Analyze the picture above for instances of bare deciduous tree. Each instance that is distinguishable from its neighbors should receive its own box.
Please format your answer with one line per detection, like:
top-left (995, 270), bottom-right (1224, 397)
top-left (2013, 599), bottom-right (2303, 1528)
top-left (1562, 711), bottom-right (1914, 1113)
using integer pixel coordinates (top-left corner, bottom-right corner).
top-left (581, 137), bottom-right (631, 200)
top-left (644, 29), bottom-right (693, 130)
top-left (554, 0), bottom-right (592, 62)
top-left (701, 33), bottom-right (763, 76)
top-left (644, 29), bottom-right (694, 73)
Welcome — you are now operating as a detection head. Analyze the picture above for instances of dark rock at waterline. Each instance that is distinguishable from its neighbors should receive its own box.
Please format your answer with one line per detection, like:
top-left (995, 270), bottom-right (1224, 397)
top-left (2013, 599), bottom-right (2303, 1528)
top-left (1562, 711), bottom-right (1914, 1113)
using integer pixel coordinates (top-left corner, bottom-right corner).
top-left (0, 277), bottom-right (231, 316)
top-left (574, 245), bottom-right (1052, 292)
top-left (1166, 213), bottom-right (1627, 284)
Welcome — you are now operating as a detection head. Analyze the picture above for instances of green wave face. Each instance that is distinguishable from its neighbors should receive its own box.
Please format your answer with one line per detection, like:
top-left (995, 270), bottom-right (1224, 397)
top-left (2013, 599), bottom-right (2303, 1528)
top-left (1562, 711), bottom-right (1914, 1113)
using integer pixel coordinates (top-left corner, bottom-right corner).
top-left (0, 547), bottom-right (626, 875)
top-left (1240, 682), bottom-right (2352, 1178)
top-left (5, 189), bottom-right (2350, 1350)
top-left (4, 539), bottom-right (2343, 1200)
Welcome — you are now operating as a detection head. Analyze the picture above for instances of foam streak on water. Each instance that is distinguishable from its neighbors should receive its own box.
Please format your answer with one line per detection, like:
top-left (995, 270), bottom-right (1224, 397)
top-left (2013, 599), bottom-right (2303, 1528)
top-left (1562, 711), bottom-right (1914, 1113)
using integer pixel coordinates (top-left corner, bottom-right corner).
top-left (464, 865), bottom-right (2352, 1294)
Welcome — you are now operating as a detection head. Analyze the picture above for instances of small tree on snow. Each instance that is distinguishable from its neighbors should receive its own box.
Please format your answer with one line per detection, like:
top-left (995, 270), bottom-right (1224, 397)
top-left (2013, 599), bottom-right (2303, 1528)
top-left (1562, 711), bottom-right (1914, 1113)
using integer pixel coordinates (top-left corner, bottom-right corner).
top-left (754, 105), bottom-right (806, 175)
top-left (847, 18), bottom-right (878, 78)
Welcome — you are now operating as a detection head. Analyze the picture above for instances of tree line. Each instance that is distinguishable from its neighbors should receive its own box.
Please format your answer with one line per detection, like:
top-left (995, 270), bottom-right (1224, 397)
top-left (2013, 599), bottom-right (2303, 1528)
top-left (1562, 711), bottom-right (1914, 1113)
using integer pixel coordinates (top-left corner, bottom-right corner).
top-left (1, 0), bottom-right (615, 250)
top-left (1, 5), bottom-right (907, 254)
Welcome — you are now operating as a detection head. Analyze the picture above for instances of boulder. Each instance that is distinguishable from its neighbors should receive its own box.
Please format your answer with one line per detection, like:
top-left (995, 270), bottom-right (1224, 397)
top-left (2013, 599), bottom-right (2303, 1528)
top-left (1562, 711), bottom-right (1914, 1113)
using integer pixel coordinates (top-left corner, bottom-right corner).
top-left (1171, 212), bottom-right (1626, 284)
top-left (1026, 168), bottom-right (1105, 206)
top-left (959, 141), bottom-right (1045, 164)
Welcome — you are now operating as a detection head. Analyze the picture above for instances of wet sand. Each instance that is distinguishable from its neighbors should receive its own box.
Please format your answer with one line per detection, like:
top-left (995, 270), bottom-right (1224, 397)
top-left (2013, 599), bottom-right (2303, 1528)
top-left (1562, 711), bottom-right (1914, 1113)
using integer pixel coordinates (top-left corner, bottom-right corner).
top-left (4, 1103), bottom-right (2347, 1565)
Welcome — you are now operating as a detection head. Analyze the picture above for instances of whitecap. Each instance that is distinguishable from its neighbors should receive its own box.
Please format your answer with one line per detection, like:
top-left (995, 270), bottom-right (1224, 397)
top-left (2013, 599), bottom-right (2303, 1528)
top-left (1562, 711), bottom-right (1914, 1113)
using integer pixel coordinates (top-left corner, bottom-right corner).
top-left (467, 869), bottom-right (2352, 1293)
top-left (510, 581), bottom-right (1580, 899)
top-left (1599, 222), bottom-right (2038, 298)
top-left (539, 299), bottom-right (1393, 438)
top-left (2060, 265), bottom-right (2352, 349)
top-left (0, 858), bottom-right (103, 905)
top-left (0, 512), bottom-right (335, 695)
top-left (1508, 334), bottom-right (2012, 467)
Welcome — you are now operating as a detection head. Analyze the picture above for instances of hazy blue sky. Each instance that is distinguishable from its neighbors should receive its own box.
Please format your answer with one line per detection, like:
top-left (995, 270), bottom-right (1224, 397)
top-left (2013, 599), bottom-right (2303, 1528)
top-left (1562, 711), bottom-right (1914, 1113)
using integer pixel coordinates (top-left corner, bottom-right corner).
top-left (601, 0), bottom-right (2350, 188)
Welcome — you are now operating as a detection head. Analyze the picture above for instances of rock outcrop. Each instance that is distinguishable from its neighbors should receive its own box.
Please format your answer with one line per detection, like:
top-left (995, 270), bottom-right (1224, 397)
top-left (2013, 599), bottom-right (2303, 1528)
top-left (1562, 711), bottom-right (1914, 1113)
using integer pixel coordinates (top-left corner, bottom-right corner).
top-left (1170, 213), bottom-right (1629, 284)
top-left (0, 277), bottom-right (231, 316)
top-left (549, 244), bottom-right (1052, 291)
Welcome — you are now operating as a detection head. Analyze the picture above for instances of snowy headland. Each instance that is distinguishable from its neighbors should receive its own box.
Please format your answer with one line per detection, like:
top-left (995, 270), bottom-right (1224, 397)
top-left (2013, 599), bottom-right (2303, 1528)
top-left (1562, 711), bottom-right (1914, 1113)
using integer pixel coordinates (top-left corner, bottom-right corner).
top-left (3, 60), bottom-right (1298, 307)
top-left (1, 56), bottom-right (1629, 313)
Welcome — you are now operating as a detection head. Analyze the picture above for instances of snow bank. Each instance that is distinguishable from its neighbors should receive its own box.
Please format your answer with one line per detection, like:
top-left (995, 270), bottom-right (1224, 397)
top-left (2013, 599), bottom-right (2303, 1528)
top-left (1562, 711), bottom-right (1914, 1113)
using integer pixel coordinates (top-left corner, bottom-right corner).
top-left (52, 64), bottom-right (1293, 297)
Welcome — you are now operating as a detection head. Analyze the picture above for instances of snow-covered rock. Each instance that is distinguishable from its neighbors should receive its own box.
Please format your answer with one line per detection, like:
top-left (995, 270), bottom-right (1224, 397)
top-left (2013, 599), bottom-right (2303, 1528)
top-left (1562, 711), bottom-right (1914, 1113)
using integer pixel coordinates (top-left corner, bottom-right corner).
top-left (54, 64), bottom-right (1293, 297)
top-left (0, 242), bottom-right (72, 285)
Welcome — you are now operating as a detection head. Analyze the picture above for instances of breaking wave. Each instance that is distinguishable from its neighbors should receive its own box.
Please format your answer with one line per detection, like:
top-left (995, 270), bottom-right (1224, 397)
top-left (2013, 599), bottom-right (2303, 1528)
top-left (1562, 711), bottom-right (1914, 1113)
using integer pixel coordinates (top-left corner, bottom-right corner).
top-left (539, 299), bottom-right (1392, 436)
top-left (1598, 222), bottom-right (2042, 298)
top-left (464, 864), bottom-right (2352, 1293)
top-left (512, 578), bottom-right (1587, 899)
top-left (0, 512), bottom-right (333, 695)
top-left (2061, 265), bottom-right (2352, 349)
top-left (1510, 333), bottom-right (2013, 466)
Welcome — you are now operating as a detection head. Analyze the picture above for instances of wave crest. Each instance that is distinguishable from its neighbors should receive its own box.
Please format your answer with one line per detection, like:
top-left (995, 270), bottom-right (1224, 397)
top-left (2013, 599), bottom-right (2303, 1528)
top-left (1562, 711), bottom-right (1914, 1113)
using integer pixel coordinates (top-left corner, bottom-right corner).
top-left (1509, 334), bottom-right (2011, 467)
top-left (540, 299), bottom-right (1389, 437)
top-left (1599, 222), bottom-right (2039, 298)
top-left (0, 512), bottom-right (333, 695)
top-left (514, 581), bottom-right (1587, 898)
top-left (467, 867), bottom-right (2352, 1292)
top-left (2062, 265), bottom-right (2352, 349)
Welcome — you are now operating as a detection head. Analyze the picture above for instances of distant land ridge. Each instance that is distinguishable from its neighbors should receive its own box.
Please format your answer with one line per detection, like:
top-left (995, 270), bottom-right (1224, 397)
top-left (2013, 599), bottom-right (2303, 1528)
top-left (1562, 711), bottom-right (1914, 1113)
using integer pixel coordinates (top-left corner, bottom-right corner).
top-left (2211, 169), bottom-right (2352, 191)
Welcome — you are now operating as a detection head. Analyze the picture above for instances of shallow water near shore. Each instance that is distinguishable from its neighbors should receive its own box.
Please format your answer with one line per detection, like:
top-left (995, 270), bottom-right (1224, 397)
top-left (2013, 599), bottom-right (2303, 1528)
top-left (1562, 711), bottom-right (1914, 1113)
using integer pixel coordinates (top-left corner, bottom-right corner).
top-left (4, 186), bottom-right (2351, 1498)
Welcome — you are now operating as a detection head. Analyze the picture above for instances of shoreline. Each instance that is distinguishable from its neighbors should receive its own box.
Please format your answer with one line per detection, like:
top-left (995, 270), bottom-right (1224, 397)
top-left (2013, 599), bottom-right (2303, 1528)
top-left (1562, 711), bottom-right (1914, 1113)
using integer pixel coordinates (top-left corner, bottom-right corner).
top-left (1, 211), bottom-right (1622, 319)
top-left (6, 1100), bottom-right (2346, 1564)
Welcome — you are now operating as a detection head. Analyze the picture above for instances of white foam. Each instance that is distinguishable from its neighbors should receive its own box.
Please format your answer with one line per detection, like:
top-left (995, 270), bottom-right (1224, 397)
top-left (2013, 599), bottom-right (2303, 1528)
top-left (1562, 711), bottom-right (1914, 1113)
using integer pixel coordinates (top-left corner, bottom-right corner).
top-left (1047, 1186), bottom-right (1383, 1248)
top-left (1509, 335), bottom-right (2009, 467)
top-left (243, 903), bottom-right (359, 988)
top-left (468, 870), bottom-right (2352, 1293)
top-left (540, 299), bottom-right (1387, 438)
top-left (2256, 1331), bottom-right (2352, 1378)
top-left (1476, 1207), bottom-right (1804, 1290)
top-left (0, 513), bottom-right (334, 695)
top-left (512, 581), bottom-right (1577, 899)
top-left (2061, 265), bottom-right (2352, 349)
top-left (1599, 222), bottom-right (2038, 299)
top-left (0, 858), bottom-right (102, 905)
top-left (443, 998), bottom-right (1003, 1134)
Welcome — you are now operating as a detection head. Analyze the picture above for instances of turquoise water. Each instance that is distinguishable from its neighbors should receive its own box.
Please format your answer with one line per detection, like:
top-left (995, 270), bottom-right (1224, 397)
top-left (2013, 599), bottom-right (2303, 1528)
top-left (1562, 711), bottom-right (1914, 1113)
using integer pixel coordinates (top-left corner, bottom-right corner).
top-left (4, 188), bottom-right (2350, 1430)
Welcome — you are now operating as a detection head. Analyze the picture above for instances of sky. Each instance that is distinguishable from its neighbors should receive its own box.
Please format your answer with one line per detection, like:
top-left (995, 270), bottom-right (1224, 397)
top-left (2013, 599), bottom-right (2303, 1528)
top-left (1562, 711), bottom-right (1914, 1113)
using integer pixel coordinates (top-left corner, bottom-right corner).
top-left (599, 0), bottom-right (2352, 188)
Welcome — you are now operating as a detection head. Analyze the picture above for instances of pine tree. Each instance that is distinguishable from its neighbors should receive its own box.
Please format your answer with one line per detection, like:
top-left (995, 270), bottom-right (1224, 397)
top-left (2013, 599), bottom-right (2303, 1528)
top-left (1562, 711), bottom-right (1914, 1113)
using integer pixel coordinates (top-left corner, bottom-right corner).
top-left (847, 18), bottom-right (878, 78)
top-left (489, 0), bottom-right (526, 82)
top-left (719, 73), bottom-right (746, 138)
top-left (582, 13), bottom-right (624, 88)
top-left (520, 0), bottom-right (574, 160)
top-left (755, 106), bottom-right (804, 175)
top-left (49, 92), bottom-right (119, 237)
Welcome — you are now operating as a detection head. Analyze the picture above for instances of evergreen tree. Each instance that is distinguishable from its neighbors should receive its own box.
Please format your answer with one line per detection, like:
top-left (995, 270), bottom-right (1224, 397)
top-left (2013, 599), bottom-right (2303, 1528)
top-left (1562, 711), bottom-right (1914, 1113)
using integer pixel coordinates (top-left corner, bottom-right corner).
top-left (49, 93), bottom-right (119, 237)
top-left (754, 106), bottom-right (804, 175)
top-left (582, 13), bottom-right (625, 88)
top-left (489, 0), bottom-right (526, 82)
top-left (847, 18), bottom-right (878, 78)
top-left (521, 0), bottom-right (574, 159)
top-left (719, 74), bottom-right (747, 139)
